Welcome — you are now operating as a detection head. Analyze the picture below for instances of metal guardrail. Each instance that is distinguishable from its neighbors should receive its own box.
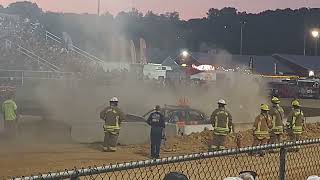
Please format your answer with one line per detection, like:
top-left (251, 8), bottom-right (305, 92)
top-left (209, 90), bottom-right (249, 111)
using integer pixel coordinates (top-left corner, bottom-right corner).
top-left (0, 69), bottom-right (74, 78)
top-left (0, 69), bottom-right (75, 85)
top-left (11, 138), bottom-right (320, 180)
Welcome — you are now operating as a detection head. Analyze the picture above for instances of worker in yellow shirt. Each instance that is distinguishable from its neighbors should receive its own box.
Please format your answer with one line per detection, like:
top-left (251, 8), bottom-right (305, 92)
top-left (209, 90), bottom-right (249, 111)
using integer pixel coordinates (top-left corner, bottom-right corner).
top-left (2, 93), bottom-right (18, 139)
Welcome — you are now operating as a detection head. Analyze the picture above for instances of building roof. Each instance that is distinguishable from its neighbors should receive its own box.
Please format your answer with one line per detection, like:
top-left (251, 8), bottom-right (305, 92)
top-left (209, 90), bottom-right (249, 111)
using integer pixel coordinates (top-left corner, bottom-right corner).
top-left (275, 54), bottom-right (320, 70)
top-left (147, 48), bottom-right (320, 75)
top-left (161, 56), bottom-right (180, 69)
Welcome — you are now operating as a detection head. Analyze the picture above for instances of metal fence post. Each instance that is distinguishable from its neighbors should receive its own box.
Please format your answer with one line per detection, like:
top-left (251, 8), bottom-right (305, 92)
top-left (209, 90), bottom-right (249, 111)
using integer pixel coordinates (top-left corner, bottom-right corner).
top-left (279, 147), bottom-right (287, 180)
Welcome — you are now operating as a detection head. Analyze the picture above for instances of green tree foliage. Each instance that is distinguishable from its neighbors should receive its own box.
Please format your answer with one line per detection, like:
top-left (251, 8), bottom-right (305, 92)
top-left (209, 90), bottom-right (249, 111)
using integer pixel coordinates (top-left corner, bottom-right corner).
top-left (3, 1), bottom-right (42, 19)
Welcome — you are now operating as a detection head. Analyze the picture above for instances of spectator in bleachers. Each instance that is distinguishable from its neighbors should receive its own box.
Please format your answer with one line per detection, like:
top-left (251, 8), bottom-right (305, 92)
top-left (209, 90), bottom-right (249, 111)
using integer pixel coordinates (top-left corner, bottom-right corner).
top-left (0, 15), bottom-right (106, 75)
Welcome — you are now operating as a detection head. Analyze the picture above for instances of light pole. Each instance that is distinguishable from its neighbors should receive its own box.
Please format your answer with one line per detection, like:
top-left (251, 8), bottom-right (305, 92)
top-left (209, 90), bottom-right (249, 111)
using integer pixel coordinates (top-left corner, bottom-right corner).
top-left (97, 0), bottom-right (100, 16)
top-left (182, 50), bottom-right (189, 58)
top-left (173, 50), bottom-right (189, 63)
top-left (240, 21), bottom-right (246, 55)
top-left (303, 29), bottom-right (306, 56)
top-left (173, 50), bottom-right (198, 66)
top-left (311, 30), bottom-right (319, 56)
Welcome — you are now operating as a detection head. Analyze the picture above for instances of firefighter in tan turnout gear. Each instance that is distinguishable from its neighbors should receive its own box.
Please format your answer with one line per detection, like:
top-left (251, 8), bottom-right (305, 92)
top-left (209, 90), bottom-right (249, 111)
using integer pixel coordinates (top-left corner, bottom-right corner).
top-left (100, 97), bottom-right (125, 152)
top-left (269, 97), bottom-right (285, 144)
top-left (251, 104), bottom-right (272, 156)
top-left (286, 100), bottom-right (305, 151)
top-left (210, 99), bottom-right (233, 151)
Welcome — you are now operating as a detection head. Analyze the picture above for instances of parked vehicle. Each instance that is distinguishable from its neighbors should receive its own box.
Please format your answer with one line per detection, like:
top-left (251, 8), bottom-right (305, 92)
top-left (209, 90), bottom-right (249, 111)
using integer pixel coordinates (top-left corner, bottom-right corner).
top-left (297, 79), bottom-right (320, 99)
top-left (268, 78), bottom-right (320, 99)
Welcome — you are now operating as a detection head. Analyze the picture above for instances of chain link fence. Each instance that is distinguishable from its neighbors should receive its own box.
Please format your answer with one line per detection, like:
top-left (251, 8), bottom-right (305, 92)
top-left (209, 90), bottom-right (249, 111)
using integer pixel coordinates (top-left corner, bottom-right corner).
top-left (12, 139), bottom-right (320, 180)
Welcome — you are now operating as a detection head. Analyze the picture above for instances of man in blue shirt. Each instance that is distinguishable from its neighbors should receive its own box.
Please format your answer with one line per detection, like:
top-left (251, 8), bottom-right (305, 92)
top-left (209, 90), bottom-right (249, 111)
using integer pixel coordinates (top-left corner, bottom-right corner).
top-left (147, 105), bottom-right (165, 159)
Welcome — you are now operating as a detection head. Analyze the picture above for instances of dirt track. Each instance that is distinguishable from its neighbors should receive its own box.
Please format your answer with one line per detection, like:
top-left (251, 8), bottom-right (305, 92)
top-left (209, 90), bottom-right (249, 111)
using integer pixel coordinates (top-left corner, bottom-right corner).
top-left (0, 142), bottom-right (204, 178)
top-left (0, 143), bottom-right (146, 178)
top-left (2, 123), bottom-right (320, 179)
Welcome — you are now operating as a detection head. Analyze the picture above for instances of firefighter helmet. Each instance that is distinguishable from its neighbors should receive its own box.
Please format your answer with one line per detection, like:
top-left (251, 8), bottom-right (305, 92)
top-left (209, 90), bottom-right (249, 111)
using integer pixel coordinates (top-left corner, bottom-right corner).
top-left (110, 97), bottom-right (119, 102)
top-left (292, 100), bottom-right (300, 107)
top-left (261, 104), bottom-right (270, 111)
top-left (218, 99), bottom-right (227, 105)
top-left (271, 96), bottom-right (280, 104)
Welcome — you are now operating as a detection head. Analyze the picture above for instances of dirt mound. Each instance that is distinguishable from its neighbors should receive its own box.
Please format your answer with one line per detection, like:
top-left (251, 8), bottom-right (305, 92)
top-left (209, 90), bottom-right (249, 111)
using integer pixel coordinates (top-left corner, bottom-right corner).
top-left (134, 123), bottom-right (320, 154)
top-left (302, 123), bottom-right (320, 139)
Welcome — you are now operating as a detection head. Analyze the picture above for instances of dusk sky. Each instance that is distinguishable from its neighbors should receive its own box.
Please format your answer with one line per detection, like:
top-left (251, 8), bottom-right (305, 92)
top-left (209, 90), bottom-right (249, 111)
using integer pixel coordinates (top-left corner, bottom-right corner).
top-left (1, 0), bottom-right (320, 19)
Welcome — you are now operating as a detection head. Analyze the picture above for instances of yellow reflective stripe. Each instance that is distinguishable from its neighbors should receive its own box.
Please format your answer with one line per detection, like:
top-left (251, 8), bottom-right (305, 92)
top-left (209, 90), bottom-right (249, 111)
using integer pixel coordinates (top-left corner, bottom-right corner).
top-left (293, 126), bottom-right (302, 131)
top-left (255, 121), bottom-right (268, 135)
top-left (257, 121), bottom-right (261, 132)
top-left (214, 131), bottom-right (228, 135)
top-left (292, 116), bottom-right (296, 128)
top-left (226, 113), bottom-right (229, 129)
top-left (105, 126), bottom-right (120, 129)
top-left (272, 116), bottom-right (276, 128)
top-left (116, 116), bottom-right (120, 128)
top-left (104, 125), bottom-right (120, 130)
top-left (272, 126), bottom-right (283, 134)
top-left (214, 127), bottom-right (229, 132)
top-left (255, 134), bottom-right (269, 139)
top-left (254, 131), bottom-right (269, 135)
top-left (214, 116), bottom-right (218, 128)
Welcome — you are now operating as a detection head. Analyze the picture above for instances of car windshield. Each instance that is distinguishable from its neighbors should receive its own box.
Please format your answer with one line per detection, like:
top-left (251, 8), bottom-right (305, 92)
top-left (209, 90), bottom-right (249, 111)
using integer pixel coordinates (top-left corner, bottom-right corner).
top-left (169, 110), bottom-right (188, 122)
top-left (298, 81), bottom-right (316, 87)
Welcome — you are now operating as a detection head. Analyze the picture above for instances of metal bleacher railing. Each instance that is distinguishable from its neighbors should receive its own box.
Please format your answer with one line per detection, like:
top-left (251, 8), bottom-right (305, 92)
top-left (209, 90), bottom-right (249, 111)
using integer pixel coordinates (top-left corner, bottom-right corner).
top-left (12, 139), bottom-right (320, 180)
top-left (5, 39), bottom-right (61, 72)
top-left (45, 31), bottom-right (104, 63)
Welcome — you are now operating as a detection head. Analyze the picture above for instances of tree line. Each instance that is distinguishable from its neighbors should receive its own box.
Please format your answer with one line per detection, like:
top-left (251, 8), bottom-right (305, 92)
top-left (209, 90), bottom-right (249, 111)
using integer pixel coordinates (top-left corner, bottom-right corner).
top-left (1, 1), bottom-right (320, 60)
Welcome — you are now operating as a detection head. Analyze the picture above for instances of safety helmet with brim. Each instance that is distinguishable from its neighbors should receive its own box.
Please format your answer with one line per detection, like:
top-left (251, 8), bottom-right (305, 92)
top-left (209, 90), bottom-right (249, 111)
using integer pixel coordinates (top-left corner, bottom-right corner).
top-left (218, 99), bottom-right (227, 105)
top-left (291, 100), bottom-right (300, 107)
top-left (261, 104), bottom-right (270, 111)
top-left (271, 96), bottom-right (280, 104)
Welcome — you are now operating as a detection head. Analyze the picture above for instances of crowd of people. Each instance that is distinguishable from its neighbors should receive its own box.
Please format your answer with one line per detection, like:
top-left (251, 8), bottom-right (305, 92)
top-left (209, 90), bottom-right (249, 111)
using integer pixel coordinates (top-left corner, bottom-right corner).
top-left (0, 14), bottom-right (104, 76)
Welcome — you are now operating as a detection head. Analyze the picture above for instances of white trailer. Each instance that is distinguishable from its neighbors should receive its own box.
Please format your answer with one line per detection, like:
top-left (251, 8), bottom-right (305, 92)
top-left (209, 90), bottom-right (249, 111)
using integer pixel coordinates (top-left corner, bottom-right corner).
top-left (143, 63), bottom-right (172, 80)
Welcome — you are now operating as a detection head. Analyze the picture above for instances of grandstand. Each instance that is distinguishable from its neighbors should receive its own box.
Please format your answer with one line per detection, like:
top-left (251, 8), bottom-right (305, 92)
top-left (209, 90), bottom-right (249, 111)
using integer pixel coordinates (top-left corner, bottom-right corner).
top-left (0, 13), bottom-right (105, 82)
